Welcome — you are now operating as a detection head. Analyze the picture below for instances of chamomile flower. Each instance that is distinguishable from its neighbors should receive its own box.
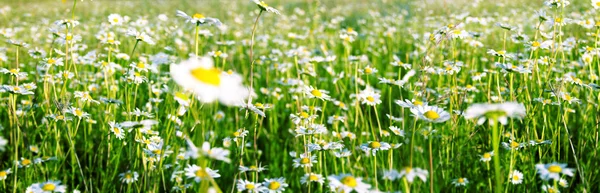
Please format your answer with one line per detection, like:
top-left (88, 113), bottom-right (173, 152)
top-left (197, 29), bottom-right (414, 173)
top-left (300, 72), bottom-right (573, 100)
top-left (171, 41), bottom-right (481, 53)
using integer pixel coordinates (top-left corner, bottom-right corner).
top-left (292, 153), bottom-right (317, 168)
top-left (399, 167), bottom-right (428, 183)
top-left (237, 180), bottom-right (264, 193)
top-left (464, 102), bottom-right (526, 125)
top-left (509, 170), bottom-right (523, 184)
top-left (360, 141), bottom-right (391, 156)
top-left (452, 177), bottom-right (469, 187)
top-left (262, 178), bottom-right (288, 193)
top-left (301, 173), bottom-right (325, 184)
top-left (411, 105), bottom-right (451, 123)
top-left (327, 174), bottom-right (371, 193)
top-left (119, 170), bottom-right (139, 184)
top-left (252, 0), bottom-right (281, 15)
top-left (0, 168), bottom-right (11, 180)
top-left (358, 87), bottom-right (381, 106)
top-left (480, 151), bottom-right (493, 162)
top-left (184, 164), bottom-right (220, 183)
top-left (305, 85), bottom-right (331, 100)
top-left (536, 162), bottom-right (574, 181)
top-left (108, 14), bottom-right (124, 25)
top-left (170, 57), bottom-right (250, 106)
top-left (34, 180), bottom-right (67, 193)
top-left (541, 184), bottom-right (560, 193)
top-left (175, 10), bottom-right (222, 26)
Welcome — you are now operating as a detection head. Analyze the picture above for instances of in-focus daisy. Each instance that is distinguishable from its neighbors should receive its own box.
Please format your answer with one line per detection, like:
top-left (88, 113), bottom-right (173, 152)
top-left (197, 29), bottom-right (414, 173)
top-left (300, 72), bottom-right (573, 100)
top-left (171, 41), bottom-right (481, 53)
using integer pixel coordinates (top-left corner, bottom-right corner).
top-left (535, 163), bottom-right (574, 181)
top-left (359, 141), bottom-right (391, 156)
top-left (119, 170), bottom-right (139, 184)
top-left (509, 170), bottom-right (523, 184)
top-left (464, 102), bottom-right (526, 125)
top-left (184, 164), bottom-right (220, 183)
top-left (237, 180), bottom-right (264, 193)
top-left (170, 57), bottom-right (250, 106)
top-left (327, 174), bottom-right (371, 193)
top-left (262, 177), bottom-right (288, 193)
top-left (411, 105), bottom-right (451, 123)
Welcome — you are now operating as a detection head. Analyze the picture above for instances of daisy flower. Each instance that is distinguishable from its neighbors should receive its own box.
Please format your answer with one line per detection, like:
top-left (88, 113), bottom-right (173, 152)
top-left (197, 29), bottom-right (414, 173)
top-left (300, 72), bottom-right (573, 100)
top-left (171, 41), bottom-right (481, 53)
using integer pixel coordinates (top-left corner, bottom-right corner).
top-left (358, 87), bottom-right (381, 106)
top-left (252, 0), bottom-right (281, 15)
top-left (301, 173), bottom-right (325, 184)
top-left (0, 168), bottom-right (11, 180)
top-left (262, 177), bottom-right (288, 193)
top-left (175, 10), bottom-right (222, 26)
top-left (119, 170), bottom-right (139, 184)
top-left (237, 180), bottom-right (264, 193)
top-left (327, 174), bottom-right (371, 193)
top-left (170, 57), bottom-right (250, 106)
top-left (452, 177), bottom-right (469, 187)
top-left (535, 163), bottom-right (574, 181)
top-left (108, 14), bottom-right (124, 25)
top-left (411, 105), bottom-right (451, 123)
top-left (304, 85), bottom-right (331, 101)
top-left (184, 164), bottom-right (220, 183)
top-left (541, 184), bottom-right (560, 193)
top-left (399, 167), bottom-right (428, 183)
top-left (509, 170), bottom-right (523, 184)
top-left (292, 153), bottom-right (317, 168)
top-left (34, 180), bottom-right (67, 193)
top-left (395, 98), bottom-right (427, 108)
top-left (359, 141), bottom-right (391, 156)
top-left (479, 151), bottom-right (493, 162)
top-left (464, 102), bottom-right (526, 125)
top-left (594, 0), bottom-right (600, 9)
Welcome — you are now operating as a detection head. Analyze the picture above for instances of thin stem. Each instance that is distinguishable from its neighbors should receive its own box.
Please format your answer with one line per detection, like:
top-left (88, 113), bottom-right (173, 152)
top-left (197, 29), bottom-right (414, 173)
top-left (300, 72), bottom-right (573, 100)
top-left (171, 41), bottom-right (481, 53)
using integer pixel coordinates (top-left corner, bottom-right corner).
top-left (246, 10), bottom-right (263, 115)
top-left (492, 119), bottom-right (503, 193)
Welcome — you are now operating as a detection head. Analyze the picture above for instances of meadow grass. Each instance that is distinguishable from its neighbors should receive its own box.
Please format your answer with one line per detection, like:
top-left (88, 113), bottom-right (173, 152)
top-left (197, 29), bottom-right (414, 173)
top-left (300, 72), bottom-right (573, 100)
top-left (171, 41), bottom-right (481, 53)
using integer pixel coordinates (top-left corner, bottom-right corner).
top-left (0, 0), bottom-right (599, 192)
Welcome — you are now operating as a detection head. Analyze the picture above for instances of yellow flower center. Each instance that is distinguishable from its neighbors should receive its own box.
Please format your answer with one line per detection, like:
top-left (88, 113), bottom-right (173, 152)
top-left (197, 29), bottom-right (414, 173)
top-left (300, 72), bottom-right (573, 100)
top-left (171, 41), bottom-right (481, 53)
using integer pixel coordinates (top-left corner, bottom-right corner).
top-left (190, 67), bottom-right (221, 86)
top-left (22, 159), bottom-right (31, 165)
top-left (0, 171), bottom-right (6, 177)
top-left (512, 175), bottom-right (519, 181)
top-left (548, 165), bottom-right (562, 173)
top-left (497, 50), bottom-right (506, 55)
top-left (300, 158), bottom-right (310, 164)
top-left (341, 176), bottom-right (357, 188)
top-left (510, 141), bottom-right (520, 149)
top-left (245, 184), bottom-right (255, 190)
top-left (175, 92), bottom-right (189, 101)
top-left (457, 178), bottom-right (465, 183)
top-left (113, 18), bottom-right (119, 23)
top-left (137, 62), bottom-right (145, 69)
top-left (405, 167), bottom-right (412, 173)
top-left (9, 69), bottom-right (18, 74)
top-left (233, 131), bottom-right (241, 137)
top-left (48, 58), bottom-right (56, 64)
top-left (532, 41), bottom-right (540, 47)
top-left (75, 109), bottom-right (83, 117)
top-left (366, 96), bottom-right (375, 102)
top-left (564, 94), bottom-right (572, 101)
top-left (311, 89), bottom-right (323, 97)
top-left (483, 153), bottom-right (491, 159)
top-left (113, 127), bottom-right (121, 134)
top-left (300, 112), bottom-right (309, 118)
top-left (249, 166), bottom-right (258, 170)
top-left (555, 17), bottom-right (562, 23)
top-left (423, 110), bottom-right (440, 120)
top-left (195, 169), bottom-right (207, 177)
top-left (369, 141), bottom-right (381, 149)
top-left (42, 183), bottom-right (56, 191)
top-left (215, 51), bottom-right (222, 56)
top-left (309, 174), bottom-right (319, 181)
top-left (255, 103), bottom-right (264, 108)
top-left (125, 173), bottom-right (132, 179)
top-left (268, 181), bottom-right (281, 190)
top-left (192, 13), bottom-right (205, 19)
top-left (364, 67), bottom-right (372, 74)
